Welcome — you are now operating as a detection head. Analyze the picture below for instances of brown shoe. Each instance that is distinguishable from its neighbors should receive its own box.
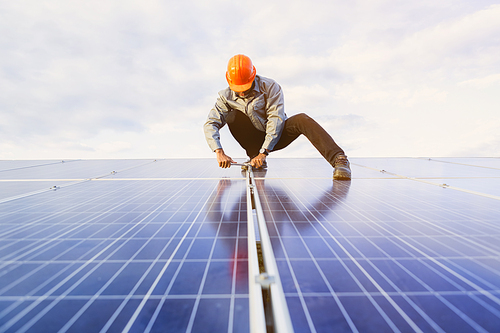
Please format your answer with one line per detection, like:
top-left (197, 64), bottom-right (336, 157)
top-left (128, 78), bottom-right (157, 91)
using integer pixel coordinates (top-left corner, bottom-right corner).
top-left (333, 155), bottom-right (351, 180)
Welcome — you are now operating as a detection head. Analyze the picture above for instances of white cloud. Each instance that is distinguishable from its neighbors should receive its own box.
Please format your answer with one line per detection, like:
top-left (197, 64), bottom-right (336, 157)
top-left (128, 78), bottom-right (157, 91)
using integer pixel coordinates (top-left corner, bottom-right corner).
top-left (0, 0), bottom-right (499, 159)
top-left (98, 141), bottom-right (132, 154)
top-left (328, 4), bottom-right (500, 103)
top-left (450, 119), bottom-right (500, 156)
top-left (458, 73), bottom-right (500, 88)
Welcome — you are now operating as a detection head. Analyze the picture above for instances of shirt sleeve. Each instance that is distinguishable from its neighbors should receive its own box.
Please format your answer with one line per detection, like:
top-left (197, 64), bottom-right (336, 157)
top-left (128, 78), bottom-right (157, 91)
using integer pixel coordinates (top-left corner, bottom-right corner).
top-left (262, 81), bottom-right (285, 151)
top-left (203, 93), bottom-right (229, 151)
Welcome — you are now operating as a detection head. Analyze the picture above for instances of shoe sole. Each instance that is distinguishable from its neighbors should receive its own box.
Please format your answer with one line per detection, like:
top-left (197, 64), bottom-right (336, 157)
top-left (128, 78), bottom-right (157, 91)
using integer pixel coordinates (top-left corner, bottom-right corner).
top-left (333, 171), bottom-right (351, 180)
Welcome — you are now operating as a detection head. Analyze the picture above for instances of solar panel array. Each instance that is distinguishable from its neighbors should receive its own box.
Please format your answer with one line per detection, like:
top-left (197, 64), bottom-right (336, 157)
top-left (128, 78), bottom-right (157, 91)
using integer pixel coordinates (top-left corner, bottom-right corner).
top-left (1, 157), bottom-right (500, 332)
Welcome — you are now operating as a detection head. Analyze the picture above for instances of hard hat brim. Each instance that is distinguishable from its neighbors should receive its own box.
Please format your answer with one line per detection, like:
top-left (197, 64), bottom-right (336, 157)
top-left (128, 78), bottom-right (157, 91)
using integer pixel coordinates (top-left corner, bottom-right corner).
top-left (226, 66), bottom-right (256, 92)
top-left (227, 79), bottom-right (254, 92)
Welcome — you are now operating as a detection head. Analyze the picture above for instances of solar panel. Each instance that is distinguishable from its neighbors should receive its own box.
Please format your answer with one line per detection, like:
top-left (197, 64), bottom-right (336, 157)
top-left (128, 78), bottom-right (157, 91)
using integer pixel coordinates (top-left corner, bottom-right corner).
top-left (1, 157), bottom-right (499, 332)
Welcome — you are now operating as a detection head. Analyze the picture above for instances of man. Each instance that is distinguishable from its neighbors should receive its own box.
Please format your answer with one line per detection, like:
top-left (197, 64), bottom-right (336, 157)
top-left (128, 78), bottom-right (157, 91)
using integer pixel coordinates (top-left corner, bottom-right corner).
top-left (203, 54), bottom-right (351, 180)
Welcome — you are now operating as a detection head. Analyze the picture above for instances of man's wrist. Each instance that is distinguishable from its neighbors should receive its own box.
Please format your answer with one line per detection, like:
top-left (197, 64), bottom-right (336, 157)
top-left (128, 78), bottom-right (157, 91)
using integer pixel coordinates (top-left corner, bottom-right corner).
top-left (259, 148), bottom-right (269, 156)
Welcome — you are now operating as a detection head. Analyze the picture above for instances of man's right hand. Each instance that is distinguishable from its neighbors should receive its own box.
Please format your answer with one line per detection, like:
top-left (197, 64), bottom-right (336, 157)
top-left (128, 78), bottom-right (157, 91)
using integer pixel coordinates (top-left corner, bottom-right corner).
top-left (215, 149), bottom-right (235, 168)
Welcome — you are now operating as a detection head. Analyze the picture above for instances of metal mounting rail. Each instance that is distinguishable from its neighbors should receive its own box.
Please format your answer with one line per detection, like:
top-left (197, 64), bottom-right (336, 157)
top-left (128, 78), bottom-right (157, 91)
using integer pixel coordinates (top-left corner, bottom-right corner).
top-left (244, 165), bottom-right (294, 333)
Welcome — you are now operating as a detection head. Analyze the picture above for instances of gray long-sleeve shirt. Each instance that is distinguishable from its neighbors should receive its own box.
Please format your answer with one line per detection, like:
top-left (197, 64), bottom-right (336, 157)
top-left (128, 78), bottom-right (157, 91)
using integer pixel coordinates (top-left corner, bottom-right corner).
top-left (204, 75), bottom-right (287, 152)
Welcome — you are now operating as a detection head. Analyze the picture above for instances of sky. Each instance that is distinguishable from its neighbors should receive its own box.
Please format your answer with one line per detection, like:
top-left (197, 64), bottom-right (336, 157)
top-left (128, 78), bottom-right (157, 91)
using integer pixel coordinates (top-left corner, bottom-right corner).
top-left (1, 0), bottom-right (499, 160)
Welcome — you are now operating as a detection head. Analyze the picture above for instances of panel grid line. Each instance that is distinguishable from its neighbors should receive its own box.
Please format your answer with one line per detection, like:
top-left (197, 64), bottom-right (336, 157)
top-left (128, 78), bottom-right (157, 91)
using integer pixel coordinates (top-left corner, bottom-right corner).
top-left (184, 187), bottom-right (231, 333)
top-left (271, 180), bottom-right (426, 333)
top-left (262, 181), bottom-right (359, 333)
top-left (59, 181), bottom-right (211, 333)
top-left (300, 186), bottom-right (490, 332)
top-left (120, 181), bottom-right (220, 333)
top-left (298, 178), bottom-right (500, 332)
top-left (336, 181), bottom-right (500, 305)
top-left (0, 180), bottom-right (197, 333)
top-left (1, 158), bottom-right (499, 332)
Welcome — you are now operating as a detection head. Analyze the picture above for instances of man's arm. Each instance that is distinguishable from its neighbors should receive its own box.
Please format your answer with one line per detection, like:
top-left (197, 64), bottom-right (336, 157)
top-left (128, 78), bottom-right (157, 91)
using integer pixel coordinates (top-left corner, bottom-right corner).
top-left (261, 80), bottom-right (286, 151)
top-left (250, 149), bottom-right (269, 168)
top-left (215, 148), bottom-right (235, 168)
top-left (204, 96), bottom-right (228, 151)
top-left (204, 91), bottom-right (237, 168)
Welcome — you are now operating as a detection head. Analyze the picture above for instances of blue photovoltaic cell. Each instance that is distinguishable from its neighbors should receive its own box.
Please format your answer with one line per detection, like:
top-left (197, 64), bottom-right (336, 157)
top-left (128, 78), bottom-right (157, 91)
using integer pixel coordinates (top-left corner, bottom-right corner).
top-left (257, 158), bottom-right (500, 332)
top-left (1, 157), bottom-right (500, 332)
top-left (0, 160), bottom-right (249, 333)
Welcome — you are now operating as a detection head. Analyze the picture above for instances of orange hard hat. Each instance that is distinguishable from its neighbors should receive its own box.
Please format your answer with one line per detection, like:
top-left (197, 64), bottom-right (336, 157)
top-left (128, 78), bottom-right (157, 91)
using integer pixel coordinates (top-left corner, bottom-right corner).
top-left (226, 54), bottom-right (256, 92)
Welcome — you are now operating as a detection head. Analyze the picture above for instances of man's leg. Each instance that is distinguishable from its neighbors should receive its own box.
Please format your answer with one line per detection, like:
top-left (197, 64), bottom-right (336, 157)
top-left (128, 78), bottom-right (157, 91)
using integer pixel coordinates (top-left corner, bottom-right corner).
top-left (275, 113), bottom-right (350, 179)
top-left (227, 110), bottom-right (265, 158)
top-left (274, 113), bottom-right (345, 166)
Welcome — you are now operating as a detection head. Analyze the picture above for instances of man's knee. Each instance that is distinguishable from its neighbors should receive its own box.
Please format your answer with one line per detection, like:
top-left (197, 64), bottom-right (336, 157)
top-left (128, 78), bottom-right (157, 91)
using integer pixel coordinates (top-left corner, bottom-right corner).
top-left (294, 113), bottom-right (310, 121)
top-left (289, 113), bottom-right (310, 123)
top-left (288, 113), bottom-right (316, 128)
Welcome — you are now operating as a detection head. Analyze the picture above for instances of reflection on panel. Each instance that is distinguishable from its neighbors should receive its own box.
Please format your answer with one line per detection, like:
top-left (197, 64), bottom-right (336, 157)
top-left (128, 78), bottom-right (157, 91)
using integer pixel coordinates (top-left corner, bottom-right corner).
top-left (256, 176), bottom-right (500, 332)
top-left (1, 158), bottom-right (500, 332)
top-left (0, 176), bottom-right (249, 332)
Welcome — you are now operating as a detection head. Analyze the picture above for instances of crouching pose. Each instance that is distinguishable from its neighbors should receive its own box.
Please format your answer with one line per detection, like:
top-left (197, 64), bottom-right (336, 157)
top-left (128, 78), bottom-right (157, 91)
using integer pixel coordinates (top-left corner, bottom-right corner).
top-left (203, 54), bottom-right (351, 180)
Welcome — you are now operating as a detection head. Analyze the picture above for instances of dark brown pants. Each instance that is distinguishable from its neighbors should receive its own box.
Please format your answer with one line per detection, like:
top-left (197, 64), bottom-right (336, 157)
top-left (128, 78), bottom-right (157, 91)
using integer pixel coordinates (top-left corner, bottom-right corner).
top-left (227, 111), bottom-right (344, 166)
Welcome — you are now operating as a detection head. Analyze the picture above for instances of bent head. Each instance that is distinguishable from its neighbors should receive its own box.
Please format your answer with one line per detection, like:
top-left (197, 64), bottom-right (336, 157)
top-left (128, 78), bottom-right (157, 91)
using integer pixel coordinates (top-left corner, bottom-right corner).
top-left (236, 86), bottom-right (253, 98)
top-left (226, 54), bottom-right (256, 93)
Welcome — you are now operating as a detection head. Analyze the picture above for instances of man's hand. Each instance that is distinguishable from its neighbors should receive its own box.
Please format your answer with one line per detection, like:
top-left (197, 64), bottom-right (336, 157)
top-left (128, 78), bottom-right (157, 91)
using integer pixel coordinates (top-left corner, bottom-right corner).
top-left (215, 149), bottom-right (235, 168)
top-left (250, 153), bottom-right (267, 169)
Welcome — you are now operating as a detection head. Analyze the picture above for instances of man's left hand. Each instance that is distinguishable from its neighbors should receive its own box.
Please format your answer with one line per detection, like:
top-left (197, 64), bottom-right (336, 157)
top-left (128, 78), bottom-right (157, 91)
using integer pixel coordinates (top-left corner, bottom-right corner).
top-left (250, 153), bottom-right (267, 168)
